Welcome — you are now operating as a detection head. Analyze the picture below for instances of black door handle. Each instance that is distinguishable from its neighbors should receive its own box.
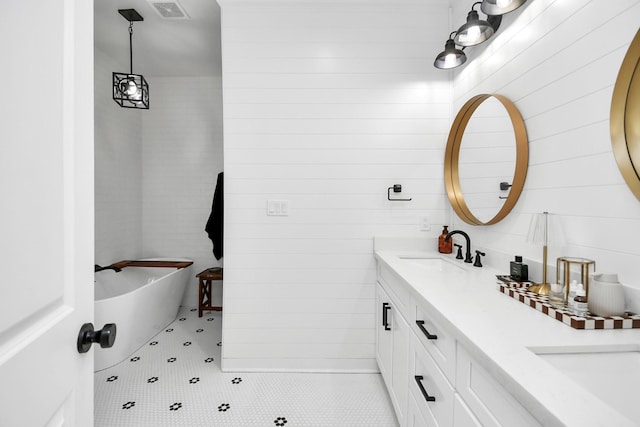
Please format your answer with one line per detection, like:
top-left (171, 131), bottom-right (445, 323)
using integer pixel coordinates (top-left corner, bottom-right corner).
top-left (382, 303), bottom-right (391, 331)
top-left (414, 375), bottom-right (436, 402)
top-left (77, 322), bottom-right (117, 353)
top-left (416, 320), bottom-right (437, 340)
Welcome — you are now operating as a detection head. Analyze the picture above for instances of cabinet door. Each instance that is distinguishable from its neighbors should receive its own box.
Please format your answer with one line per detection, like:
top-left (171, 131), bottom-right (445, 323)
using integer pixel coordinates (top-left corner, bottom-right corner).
top-left (376, 282), bottom-right (409, 426)
top-left (391, 305), bottom-right (410, 426)
top-left (376, 283), bottom-right (393, 382)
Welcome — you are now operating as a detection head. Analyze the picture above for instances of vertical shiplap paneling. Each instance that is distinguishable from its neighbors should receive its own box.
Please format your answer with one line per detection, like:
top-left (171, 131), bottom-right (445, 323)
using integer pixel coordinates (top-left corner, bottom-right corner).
top-left (141, 76), bottom-right (224, 306)
top-left (449, 0), bottom-right (640, 310)
top-left (94, 48), bottom-right (143, 265)
top-left (219, 1), bottom-right (451, 371)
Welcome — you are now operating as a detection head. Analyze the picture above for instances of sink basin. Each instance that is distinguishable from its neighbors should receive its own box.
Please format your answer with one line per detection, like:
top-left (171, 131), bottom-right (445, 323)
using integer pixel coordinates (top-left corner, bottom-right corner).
top-left (398, 257), bottom-right (464, 272)
top-left (531, 347), bottom-right (640, 421)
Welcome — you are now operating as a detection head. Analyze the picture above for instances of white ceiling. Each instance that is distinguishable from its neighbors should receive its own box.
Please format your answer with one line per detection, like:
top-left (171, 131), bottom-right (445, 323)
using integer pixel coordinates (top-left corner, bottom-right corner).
top-left (94, 0), bottom-right (222, 77)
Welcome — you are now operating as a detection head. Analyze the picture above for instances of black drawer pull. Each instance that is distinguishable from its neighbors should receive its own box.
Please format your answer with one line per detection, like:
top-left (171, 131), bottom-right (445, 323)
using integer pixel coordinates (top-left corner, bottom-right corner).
top-left (414, 375), bottom-right (436, 402)
top-left (382, 303), bottom-right (391, 331)
top-left (416, 320), bottom-right (437, 340)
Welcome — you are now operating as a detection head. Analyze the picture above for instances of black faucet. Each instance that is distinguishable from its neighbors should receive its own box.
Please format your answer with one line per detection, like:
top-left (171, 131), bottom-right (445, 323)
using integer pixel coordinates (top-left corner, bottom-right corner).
top-left (445, 230), bottom-right (473, 263)
top-left (94, 264), bottom-right (122, 273)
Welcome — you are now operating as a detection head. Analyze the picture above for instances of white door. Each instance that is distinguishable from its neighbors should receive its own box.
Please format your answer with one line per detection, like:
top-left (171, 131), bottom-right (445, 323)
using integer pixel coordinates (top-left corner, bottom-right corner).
top-left (0, 1), bottom-right (95, 426)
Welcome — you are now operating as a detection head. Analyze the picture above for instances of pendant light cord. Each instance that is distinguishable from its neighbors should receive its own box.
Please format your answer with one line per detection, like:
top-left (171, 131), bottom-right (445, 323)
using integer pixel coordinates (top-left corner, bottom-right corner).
top-left (128, 21), bottom-right (134, 75)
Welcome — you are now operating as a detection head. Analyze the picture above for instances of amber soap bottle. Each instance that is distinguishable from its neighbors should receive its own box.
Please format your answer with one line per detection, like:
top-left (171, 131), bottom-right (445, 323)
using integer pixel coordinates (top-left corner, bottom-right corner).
top-left (438, 225), bottom-right (453, 254)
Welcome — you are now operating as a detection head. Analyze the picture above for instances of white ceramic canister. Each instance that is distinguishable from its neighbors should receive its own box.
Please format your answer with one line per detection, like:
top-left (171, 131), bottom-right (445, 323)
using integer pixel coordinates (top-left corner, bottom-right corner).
top-left (588, 273), bottom-right (626, 317)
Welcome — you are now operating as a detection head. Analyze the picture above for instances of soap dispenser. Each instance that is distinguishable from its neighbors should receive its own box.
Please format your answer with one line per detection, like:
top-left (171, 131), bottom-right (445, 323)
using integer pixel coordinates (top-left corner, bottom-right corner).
top-left (438, 225), bottom-right (453, 254)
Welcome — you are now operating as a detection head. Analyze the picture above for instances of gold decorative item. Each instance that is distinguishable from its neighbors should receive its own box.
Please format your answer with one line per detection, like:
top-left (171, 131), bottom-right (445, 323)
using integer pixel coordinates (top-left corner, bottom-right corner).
top-left (444, 94), bottom-right (529, 225)
top-left (610, 28), bottom-right (640, 201)
top-left (526, 212), bottom-right (565, 295)
top-left (556, 257), bottom-right (596, 304)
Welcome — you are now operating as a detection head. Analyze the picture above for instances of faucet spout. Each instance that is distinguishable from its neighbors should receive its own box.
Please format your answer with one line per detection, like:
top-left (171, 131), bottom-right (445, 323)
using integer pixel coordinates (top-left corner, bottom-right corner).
top-left (445, 230), bottom-right (473, 263)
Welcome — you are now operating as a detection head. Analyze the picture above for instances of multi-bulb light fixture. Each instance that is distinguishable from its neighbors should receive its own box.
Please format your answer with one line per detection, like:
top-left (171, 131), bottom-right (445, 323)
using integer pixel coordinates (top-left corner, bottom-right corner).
top-left (434, 0), bottom-right (528, 70)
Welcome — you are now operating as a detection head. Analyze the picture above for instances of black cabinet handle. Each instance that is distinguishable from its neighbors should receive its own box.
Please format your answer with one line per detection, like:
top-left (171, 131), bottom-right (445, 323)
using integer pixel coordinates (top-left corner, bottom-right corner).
top-left (382, 303), bottom-right (391, 331)
top-left (416, 320), bottom-right (437, 340)
top-left (414, 375), bottom-right (436, 402)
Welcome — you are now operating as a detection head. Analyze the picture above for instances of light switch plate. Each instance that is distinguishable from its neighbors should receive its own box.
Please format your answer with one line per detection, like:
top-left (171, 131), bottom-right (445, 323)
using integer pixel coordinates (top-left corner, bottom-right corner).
top-left (267, 200), bottom-right (290, 216)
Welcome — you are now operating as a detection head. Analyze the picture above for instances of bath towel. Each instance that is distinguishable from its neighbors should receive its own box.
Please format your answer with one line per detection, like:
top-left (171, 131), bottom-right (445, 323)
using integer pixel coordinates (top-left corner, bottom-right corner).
top-left (205, 172), bottom-right (223, 260)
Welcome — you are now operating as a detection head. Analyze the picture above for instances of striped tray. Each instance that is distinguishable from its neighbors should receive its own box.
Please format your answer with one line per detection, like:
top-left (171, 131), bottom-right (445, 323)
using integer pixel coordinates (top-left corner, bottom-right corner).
top-left (497, 279), bottom-right (640, 330)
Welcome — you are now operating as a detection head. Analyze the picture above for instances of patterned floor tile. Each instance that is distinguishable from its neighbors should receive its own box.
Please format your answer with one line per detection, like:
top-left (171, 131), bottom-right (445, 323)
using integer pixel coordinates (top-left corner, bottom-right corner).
top-left (95, 307), bottom-right (398, 426)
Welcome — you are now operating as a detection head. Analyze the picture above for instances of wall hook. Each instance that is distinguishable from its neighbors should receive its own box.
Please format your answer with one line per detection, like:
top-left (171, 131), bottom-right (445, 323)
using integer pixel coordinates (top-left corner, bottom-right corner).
top-left (388, 184), bottom-right (412, 201)
top-left (500, 182), bottom-right (512, 191)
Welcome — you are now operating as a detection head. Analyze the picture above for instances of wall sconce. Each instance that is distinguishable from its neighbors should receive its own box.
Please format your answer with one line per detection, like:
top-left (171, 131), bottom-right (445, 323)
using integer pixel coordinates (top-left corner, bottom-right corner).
top-left (481, 0), bottom-right (528, 16)
top-left (434, 32), bottom-right (467, 69)
top-left (113, 9), bottom-right (150, 109)
top-left (434, 0), bottom-right (527, 69)
top-left (454, 2), bottom-right (496, 47)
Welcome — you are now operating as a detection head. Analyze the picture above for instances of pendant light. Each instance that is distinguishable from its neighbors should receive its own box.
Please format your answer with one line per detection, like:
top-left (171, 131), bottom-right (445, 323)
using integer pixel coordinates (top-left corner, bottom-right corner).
top-left (481, 0), bottom-right (527, 16)
top-left (454, 2), bottom-right (494, 47)
top-left (434, 32), bottom-right (467, 69)
top-left (113, 9), bottom-right (149, 109)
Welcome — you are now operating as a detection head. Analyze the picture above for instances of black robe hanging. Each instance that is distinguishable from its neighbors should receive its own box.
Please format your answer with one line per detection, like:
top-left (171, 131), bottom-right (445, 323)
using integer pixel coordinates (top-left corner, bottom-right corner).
top-left (205, 172), bottom-right (223, 260)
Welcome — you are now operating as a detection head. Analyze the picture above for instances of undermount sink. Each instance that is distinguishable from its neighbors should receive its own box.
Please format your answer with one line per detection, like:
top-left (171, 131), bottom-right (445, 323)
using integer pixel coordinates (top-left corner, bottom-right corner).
top-left (398, 256), bottom-right (464, 272)
top-left (531, 346), bottom-right (640, 422)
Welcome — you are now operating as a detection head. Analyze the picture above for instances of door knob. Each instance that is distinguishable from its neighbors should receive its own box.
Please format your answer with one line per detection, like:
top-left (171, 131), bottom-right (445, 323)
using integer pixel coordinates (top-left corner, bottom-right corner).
top-left (77, 322), bottom-right (117, 353)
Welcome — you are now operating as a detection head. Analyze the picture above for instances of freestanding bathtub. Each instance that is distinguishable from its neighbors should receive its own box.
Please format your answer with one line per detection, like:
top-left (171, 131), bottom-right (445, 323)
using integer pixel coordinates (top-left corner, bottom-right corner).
top-left (94, 259), bottom-right (193, 371)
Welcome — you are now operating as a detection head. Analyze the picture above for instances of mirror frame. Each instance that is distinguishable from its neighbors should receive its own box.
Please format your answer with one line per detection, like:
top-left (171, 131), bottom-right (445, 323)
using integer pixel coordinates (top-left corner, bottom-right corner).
top-left (444, 94), bottom-right (529, 225)
top-left (611, 28), bottom-right (640, 202)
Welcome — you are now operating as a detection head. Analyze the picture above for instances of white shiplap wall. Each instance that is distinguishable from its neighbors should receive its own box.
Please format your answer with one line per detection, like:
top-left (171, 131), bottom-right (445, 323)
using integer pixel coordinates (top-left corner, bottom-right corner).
top-left (94, 48), bottom-right (143, 265)
top-left (450, 0), bottom-right (640, 311)
top-left (141, 76), bottom-right (224, 307)
top-left (219, 0), bottom-right (451, 371)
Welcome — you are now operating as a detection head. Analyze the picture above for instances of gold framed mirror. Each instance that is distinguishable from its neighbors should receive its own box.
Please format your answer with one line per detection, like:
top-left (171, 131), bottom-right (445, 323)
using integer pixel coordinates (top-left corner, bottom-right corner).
top-left (444, 94), bottom-right (528, 225)
top-left (611, 28), bottom-right (640, 202)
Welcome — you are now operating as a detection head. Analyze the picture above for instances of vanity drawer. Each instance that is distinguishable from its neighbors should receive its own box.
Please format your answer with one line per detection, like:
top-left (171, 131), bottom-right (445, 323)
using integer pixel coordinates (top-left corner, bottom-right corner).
top-left (453, 393), bottom-right (482, 427)
top-left (456, 344), bottom-right (541, 427)
top-left (409, 335), bottom-right (454, 427)
top-left (412, 299), bottom-right (456, 383)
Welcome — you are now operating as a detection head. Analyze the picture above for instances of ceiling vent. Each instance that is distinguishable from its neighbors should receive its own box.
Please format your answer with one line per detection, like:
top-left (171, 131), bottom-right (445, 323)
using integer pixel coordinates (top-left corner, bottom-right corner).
top-left (146, 1), bottom-right (190, 19)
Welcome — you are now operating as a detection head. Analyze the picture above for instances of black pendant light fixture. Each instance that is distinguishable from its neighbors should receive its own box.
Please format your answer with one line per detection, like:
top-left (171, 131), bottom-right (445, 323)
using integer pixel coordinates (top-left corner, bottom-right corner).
top-left (454, 2), bottom-right (497, 47)
top-left (481, 0), bottom-right (527, 16)
top-left (434, 32), bottom-right (467, 69)
top-left (113, 9), bottom-right (149, 109)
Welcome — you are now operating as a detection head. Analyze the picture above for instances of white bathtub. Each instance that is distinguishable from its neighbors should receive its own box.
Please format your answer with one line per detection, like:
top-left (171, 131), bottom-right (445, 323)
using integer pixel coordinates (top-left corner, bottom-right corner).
top-left (94, 259), bottom-right (193, 371)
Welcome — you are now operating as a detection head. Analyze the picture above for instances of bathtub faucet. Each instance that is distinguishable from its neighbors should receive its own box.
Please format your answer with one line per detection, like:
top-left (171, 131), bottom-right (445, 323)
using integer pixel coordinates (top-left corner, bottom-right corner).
top-left (95, 264), bottom-right (122, 273)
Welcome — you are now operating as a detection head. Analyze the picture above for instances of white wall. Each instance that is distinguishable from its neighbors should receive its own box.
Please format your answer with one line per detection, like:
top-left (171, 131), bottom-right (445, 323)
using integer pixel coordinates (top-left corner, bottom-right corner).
top-left (219, 0), bottom-right (451, 371)
top-left (141, 76), bottom-right (224, 306)
top-left (94, 48), bottom-right (143, 265)
top-left (449, 0), bottom-right (640, 311)
top-left (95, 57), bottom-right (224, 305)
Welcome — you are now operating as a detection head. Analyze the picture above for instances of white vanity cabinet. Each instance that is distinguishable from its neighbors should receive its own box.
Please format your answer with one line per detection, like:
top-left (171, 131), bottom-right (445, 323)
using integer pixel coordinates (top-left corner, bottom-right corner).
top-left (376, 281), bottom-right (410, 426)
top-left (376, 257), bottom-right (541, 427)
top-left (456, 345), bottom-right (540, 427)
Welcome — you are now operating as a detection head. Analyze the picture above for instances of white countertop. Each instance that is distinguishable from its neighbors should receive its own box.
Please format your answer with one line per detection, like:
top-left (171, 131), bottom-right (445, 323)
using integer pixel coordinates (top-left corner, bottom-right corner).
top-left (374, 238), bottom-right (640, 427)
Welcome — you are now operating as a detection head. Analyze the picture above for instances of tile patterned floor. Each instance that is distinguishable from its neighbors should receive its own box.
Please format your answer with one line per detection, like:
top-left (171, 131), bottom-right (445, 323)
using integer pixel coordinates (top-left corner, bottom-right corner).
top-left (95, 307), bottom-right (398, 427)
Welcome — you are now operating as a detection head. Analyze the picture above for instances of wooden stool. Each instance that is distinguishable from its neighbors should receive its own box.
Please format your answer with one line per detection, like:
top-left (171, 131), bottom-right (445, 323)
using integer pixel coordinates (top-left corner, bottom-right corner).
top-left (196, 267), bottom-right (223, 317)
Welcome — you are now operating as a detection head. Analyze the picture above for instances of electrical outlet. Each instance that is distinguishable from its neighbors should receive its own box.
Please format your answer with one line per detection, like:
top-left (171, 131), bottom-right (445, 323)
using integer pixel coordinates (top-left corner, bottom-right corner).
top-left (420, 216), bottom-right (431, 231)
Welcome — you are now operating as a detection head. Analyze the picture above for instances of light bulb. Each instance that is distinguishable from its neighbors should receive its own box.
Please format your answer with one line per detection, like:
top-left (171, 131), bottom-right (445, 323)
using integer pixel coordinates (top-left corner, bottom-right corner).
top-left (464, 25), bottom-right (481, 43)
top-left (444, 53), bottom-right (458, 67)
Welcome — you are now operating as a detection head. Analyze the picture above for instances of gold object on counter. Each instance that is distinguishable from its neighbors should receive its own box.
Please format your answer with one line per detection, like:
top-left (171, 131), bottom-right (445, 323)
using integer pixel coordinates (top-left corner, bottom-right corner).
top-left (556, 257), bottom-right (596, 302)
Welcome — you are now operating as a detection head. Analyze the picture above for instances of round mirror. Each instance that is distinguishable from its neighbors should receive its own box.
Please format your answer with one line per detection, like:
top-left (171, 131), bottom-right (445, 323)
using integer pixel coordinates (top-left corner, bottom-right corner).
top-left (444, 94), bottom-right (528, 225)
top-left (611, 29), bottom-right (640, 201)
